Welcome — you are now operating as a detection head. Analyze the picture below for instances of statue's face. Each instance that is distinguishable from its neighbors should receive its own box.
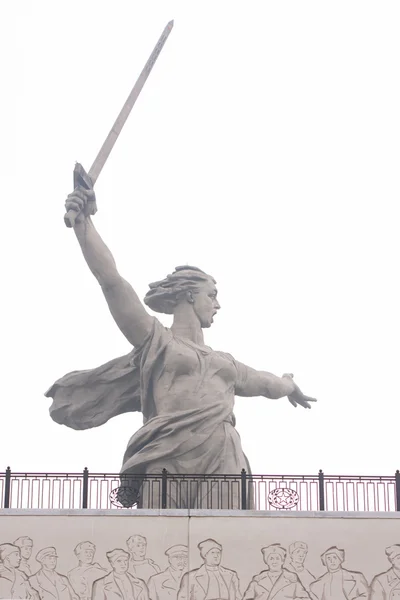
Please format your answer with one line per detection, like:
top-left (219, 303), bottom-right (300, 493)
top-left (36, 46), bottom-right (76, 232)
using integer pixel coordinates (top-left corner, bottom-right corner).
top-left (204, 549), bottom-right (221, 566)
top-left (391, 554), bottom-right (400, 570)
top-left (42, 555), bottom-right (57, 570)
top-left (20, 544), bottom-right (33, 560)
top-left (292, 548), bottom-right (307, 564)
top-left (265, 553), bottom-right (283, 572)
top-left (130, 537), bottom-right (146, 559)
top-left (112, 556), bottom-right (129, 574)
top-left (6, 550), bottom-right (21, 569)
top-left (191, 282), bottom-right (220, 328)
top-left (169, 553), bottom-right (188, 571)
top-left (325, 553), bottom-right (342, 572)
top-left (79, 549), bottom-right (94, 564)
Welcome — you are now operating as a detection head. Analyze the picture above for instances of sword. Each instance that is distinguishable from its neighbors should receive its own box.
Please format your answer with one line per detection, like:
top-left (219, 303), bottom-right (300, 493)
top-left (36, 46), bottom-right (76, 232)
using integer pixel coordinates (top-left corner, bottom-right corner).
top-left (65, 20), bottom-right (174, 227)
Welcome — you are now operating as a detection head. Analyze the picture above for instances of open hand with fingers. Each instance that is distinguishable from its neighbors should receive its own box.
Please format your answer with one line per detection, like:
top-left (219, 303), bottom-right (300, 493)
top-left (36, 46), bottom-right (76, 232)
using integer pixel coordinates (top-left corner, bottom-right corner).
top-left (283, 373), bottom-right (318, 409)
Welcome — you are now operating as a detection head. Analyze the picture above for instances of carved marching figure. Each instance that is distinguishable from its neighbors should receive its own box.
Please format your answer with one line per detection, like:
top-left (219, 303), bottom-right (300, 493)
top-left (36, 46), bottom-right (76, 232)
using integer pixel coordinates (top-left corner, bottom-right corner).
top-left (29, 547), bottom-right (78, 600)
top-left (285, 542), bottom-right (315, 592)
top-left (127, 536), bottom-right (160, 583)
top-left (13, 537), bottom-right (34, 578)
top-left (46, 184), bottom-right (317, 507)
top-left (309, 547), bottom-right (368, 600)
top-left (148, 545), bottom-right (188, 600)
top-left (0, 543), bottom-right (39, 600)
top-left (243, 544), bottom-right (309, 600)
top-left (178, 539), bottom-right (241, 600)
top-left (67, 541), bottom-right (107, 600)
top-left (370, 545), bottom-right (400, 600)
top-left (92, 548), bottom-right (149, 600)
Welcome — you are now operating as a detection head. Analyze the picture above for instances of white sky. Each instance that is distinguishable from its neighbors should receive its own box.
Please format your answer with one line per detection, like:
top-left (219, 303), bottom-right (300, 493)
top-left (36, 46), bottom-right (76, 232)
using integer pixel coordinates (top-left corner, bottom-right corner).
top-left (2, 0), bottom-right (400, 477)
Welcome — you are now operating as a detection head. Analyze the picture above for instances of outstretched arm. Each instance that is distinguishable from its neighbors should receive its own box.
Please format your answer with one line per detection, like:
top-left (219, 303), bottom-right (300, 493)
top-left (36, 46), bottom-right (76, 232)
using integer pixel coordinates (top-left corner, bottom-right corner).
top-left (66, 187), bottom-right (153, 347)
top-left (234, 361), bottom-right (317, 409)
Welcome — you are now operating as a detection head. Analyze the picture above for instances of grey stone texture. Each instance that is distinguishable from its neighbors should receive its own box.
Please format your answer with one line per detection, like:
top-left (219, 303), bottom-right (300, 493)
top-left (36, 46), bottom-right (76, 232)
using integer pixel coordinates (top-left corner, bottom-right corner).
top-left (46, 190), bottom-right (316, 487)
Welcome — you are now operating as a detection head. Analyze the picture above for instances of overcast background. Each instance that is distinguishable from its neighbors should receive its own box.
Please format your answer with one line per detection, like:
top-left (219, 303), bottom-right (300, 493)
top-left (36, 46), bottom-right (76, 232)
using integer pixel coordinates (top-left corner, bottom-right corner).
top-left (2, 1), bottom-right (399, 476)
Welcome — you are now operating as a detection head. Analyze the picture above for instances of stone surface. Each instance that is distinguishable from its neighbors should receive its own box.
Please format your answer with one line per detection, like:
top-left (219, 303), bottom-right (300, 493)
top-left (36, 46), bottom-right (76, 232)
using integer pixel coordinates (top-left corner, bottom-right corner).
top-left (0, 512), bottom-right (399, 600)
top-left (46, 193), bottom-right (316, 490)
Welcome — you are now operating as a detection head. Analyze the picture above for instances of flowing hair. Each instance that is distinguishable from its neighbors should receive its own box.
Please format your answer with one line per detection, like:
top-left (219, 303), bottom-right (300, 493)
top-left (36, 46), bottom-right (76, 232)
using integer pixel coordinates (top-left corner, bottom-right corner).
top-left (144, 265), bottom-right (216, 314)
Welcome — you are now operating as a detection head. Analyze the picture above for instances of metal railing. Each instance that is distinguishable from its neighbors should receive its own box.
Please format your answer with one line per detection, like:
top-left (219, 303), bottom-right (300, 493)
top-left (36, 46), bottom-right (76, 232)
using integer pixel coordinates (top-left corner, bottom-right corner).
top-left (1, 468), bottom-right (399, 511)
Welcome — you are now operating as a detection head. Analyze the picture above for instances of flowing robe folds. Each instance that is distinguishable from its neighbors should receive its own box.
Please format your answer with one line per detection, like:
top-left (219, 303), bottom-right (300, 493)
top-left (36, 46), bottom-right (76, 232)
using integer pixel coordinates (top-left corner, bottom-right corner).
top-left (46, 318), bottom-right (251, 506)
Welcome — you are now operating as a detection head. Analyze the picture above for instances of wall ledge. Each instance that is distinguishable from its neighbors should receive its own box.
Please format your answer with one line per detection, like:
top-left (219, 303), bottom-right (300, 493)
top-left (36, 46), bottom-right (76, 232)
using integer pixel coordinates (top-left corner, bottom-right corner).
top-left (1, 509), bottom-right (399, 518)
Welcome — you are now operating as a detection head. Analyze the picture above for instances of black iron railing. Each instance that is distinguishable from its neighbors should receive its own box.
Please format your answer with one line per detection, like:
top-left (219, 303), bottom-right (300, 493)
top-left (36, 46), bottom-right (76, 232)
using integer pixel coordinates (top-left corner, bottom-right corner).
top-left (1, 468), bottom-right (399, 511)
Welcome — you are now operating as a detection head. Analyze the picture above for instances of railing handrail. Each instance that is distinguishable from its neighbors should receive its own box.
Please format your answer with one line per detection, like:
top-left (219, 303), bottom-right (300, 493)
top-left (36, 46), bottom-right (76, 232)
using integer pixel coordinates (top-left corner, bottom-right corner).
top-left (1, 468), bottom-right (399, 512)
top-left (1, 472), bottom-right (396, 479)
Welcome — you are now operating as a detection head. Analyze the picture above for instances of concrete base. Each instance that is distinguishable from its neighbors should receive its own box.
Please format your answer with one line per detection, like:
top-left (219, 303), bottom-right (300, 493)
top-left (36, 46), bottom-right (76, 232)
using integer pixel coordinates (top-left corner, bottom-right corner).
top-left (0, 510), bottom-right (399, 600)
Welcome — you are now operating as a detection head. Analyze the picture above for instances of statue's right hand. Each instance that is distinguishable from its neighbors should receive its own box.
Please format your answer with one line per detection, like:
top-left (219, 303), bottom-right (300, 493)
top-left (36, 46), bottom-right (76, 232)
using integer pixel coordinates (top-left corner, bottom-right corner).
top-left (65, 186), bottom-right (96, 224)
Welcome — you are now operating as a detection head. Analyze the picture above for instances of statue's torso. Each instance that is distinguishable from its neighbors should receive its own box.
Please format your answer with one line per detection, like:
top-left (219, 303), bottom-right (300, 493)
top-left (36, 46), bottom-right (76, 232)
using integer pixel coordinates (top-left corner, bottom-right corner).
top-left (151, 335), bottom-right (237, 416)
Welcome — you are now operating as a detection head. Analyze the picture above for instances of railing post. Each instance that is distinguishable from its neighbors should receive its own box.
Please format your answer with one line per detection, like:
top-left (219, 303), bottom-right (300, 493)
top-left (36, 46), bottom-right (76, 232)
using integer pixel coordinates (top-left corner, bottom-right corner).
top-left (161, 469), bottom-right (167, 509)
top-left (4, 466), bottom-right (11, 509)
top-left (395, 470), bottom-right (400, 511)
top-left (318, 469), bottom-right (325, 511)
top-left (241, 469), bottom-right (247, 510)
top-left (82, 467), bottom-right (89, 509)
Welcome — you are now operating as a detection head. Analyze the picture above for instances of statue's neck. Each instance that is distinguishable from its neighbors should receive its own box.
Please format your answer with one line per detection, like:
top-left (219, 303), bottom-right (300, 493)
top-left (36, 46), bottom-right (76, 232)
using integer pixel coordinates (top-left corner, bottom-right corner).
top-left (171, 307), bottom-right (204, 345)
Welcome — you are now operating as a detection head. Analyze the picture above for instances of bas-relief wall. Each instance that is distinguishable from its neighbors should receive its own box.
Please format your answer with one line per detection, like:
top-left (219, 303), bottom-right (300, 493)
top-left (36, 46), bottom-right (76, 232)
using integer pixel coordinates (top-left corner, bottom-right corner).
top-left (0, 512), bottom-right (399, 600)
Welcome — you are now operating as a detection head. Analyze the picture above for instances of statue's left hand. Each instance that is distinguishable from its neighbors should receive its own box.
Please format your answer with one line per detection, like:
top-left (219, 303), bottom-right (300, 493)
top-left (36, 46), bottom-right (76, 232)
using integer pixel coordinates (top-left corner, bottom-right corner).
top-left (283, 374), bottom-right (317, 409)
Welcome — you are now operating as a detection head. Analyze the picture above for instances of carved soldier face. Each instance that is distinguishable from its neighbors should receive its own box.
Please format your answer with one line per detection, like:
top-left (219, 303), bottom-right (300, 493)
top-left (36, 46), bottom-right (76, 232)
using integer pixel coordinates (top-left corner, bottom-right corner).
top-left (112, 556), bottom-right (129, 574)
top-left (325, 553), bottom-right (342, 572)
top-left (391, 555), bottom-right (400, 570)
top-left (292, 548), bottom-right (307, 565)
top-left (20, 543), bottom-right (33, 560)
top-left (129, 536), bottom-right (147, 560)
top-left (169, 553), bottom-right (188, 571)
top-left (5, 550), bottom-right (21, 569)
top-left (204, 549), bottom-right (221, 566)
top-left (191, 282), bottom-right (220, 329)
top-left (79, 548), bottom-right (95, 565)
top-left (42, 555), bottom-right (57, 571)
top-left (265, 553), bottom-right (284, 572)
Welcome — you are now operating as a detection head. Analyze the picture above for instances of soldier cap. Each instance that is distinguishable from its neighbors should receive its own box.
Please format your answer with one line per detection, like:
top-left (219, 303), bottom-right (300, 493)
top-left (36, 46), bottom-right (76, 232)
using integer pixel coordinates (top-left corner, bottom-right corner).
top-left (386, 545), bottom-right (400, 561)
top-left (198, 539), bottom-right (222, 558)
top-left (36, 547), bottom-right (58, 562)
top-left (0, 543), bottom-right (20, 561)
top-left (289, 541), bottom-right (308, 555)
top-left (165, 545), bottom-right (188, 557)
top-left (261, 544), bottom-right (286, 560)
top-left (107, 548), bottom-right (130, 564)
top-left (74, 541), bottom-right (96, 555)
top-left (321, 546), bottom-right (345, 565)
top-left (13, 536), bottom-right (33, 548)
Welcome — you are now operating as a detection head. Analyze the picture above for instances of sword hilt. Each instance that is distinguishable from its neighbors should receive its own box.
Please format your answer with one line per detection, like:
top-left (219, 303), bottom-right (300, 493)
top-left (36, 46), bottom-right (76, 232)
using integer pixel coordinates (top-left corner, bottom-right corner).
top-left (64, 163), bottom-right (95, 228)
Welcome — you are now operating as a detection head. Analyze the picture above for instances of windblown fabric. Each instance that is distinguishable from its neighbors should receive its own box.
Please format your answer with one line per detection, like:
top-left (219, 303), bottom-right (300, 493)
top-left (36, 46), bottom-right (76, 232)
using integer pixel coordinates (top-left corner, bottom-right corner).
top-left (46, 318), bottom-right (250, 479)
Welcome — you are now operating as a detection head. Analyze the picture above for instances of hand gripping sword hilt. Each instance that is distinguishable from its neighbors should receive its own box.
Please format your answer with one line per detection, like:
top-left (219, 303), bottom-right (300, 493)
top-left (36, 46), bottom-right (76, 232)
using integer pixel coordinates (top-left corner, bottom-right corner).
top-left (64, 163), bottom-right (96, 228)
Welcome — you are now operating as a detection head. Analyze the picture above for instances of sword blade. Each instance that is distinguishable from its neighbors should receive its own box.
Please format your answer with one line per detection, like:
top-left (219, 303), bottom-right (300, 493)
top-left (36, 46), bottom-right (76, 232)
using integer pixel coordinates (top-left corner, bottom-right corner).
top-left (88, 19), bottom-right (174, 184)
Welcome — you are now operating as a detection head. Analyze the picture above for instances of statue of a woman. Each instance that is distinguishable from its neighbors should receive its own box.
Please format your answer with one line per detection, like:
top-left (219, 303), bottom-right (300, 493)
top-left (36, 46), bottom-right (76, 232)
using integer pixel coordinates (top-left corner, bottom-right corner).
top-left (46, 186), bottom-right (316, 504)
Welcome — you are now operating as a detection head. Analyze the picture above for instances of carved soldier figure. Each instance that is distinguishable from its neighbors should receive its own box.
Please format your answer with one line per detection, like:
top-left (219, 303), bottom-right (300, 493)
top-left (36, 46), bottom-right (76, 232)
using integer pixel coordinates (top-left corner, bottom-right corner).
top-left (0, 543), bottom-right (38, 600)
top-left (92, 548), bottom-right (149, 600)
top-left (148, 545), bottom-right (188, 600)
top-left (14, 537), bottom-right (34, 578)
top-left (370, 545), bottom-right (400, 600)
top-left (29, 547), bottom-right (78, 600)
top-left (285, 542), bottom-right (315, 592)
top-left (178, 539), bottom-right (241, 600)
top-left (243, 544), bottom-right (309, 600)
top-left (127, 536), bottom-right (160, 583)
top-left (309, 546), bottom-right (368, 600)
top-left (67, 541), bottom-right (107, 600)
top-left (46, 187), bottom-right (316, 507)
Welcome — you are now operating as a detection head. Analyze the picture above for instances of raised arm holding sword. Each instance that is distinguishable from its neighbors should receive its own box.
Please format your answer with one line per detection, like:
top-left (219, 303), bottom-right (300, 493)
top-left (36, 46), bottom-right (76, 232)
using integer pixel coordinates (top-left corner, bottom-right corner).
top-left (47, 21), bottom-right (317, 508)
